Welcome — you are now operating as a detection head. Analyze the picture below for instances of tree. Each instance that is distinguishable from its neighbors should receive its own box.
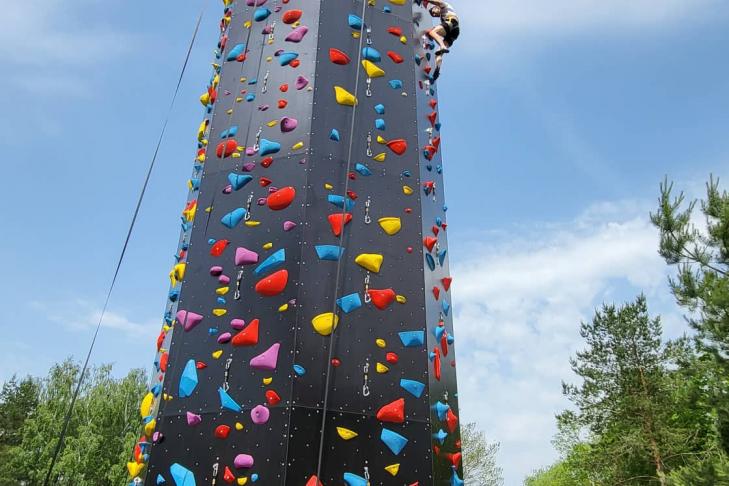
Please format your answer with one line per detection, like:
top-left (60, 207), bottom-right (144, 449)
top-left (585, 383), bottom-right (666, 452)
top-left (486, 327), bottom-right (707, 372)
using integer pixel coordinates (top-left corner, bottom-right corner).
top-left (461, 422), bottom-right (504, 485)
top-left (0, 376), bottom-right (39, 486)
top-left (651, 176), bottom-right (729, 453)
top-left (558, 297), bottom-right (704, 485)
top-left (0, 359), bottom-right (147, 486)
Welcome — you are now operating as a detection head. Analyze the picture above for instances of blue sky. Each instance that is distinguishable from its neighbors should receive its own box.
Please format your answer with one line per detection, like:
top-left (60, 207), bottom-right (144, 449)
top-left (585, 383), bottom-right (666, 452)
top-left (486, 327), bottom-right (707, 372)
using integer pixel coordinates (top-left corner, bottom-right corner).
top-left (1, 1), bottom-right (729, 484)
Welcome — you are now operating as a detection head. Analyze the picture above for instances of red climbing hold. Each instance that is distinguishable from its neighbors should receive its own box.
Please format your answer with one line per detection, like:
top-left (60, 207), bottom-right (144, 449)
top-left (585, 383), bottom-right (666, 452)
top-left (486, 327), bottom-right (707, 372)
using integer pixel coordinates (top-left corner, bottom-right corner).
top-left (305, 476), bottom-right (323, 486)
top-left (434, 347), bottom-right (442, 381)
top-left (232, 319), bottom-right (260, 346)
top-left (266, 390), bottom-right (282, 406)
top-left (196, 361), bottom-right (207, 369)
top-left (424, 236), bottom-right (437, 252)
top-left (267, 186), bottom-right (296, 210)
top-left (441, 277), bottom-right (452, 291)
top-left (449, 451), bottom-right (463, 468)
top-left (441, 331), bottom-right (449, 356)
top-left (210, 239), bottom-right (230, 257)
top-left (261, 156), bottom-right (274, 168)
top-left (278, 99), bottom-right (288, 109)
top-left (282, 9), bottom-right (302, 24)
top-left (223, 466), bottom-right (235, 484)
top-left (280, 83), bottom-right (289, 92)
top-left (429, 99), bottom-right (438, 109)
top-left (432, 286), bottom-right (440, 300)
top-left (255, 269), bottom-right (289, 296)
top-left (386, 139), bottom-right (408, 155)
top-left (386, 352), bottom-right (399, 364)
top-left (215, 424), bottom-right (231, 439)
top-left (329, 48), bottom-right (351, 65)
top-left (160, 352), bottom-right (169, 372)
top-left (260, 177), bottom-right (272, 187)
top-left (427, 111), bottom-right (438, 127)
top-left (446, 408), bottom-right (459, 433)
top-left (376, 398), bottom-right (405, 423)
top-left (331, 358), bottom-right (341, 367)
top-left (387, 51), bottom-right (404, 64)
top-left (327, 213), bottom-right (352, 236)
top-left (156, 331), bottom-right (165, 350)
top-left (432, 225), bottom-right (440, 236)
top-left (216, 139), bottom-right (238, 158)
top-left (290, 59), bottom-right (301, 68)
top-left (367, 288), bottom-right (396, 310)
top-left (387, 26), bottom-right (403, 37)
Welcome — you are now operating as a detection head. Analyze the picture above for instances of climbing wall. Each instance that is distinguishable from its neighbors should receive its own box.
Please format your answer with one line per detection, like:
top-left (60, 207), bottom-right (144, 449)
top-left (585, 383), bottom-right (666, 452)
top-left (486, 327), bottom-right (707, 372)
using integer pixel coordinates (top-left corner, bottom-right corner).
top-left (129, 1), bottom-right (462, 485)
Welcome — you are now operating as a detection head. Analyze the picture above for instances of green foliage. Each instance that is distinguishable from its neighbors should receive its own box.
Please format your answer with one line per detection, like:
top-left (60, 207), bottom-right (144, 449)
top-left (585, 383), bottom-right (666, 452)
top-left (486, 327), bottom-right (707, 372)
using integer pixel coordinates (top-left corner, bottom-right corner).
top-left (0, 359), bottom-right (147, 486)
top-left (461, 422), bottom-right (504, 485)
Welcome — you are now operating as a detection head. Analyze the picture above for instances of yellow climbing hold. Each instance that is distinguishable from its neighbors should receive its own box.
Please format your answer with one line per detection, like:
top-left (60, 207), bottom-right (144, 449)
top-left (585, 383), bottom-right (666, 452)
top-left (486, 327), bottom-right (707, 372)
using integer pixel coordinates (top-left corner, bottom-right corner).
top-left (144, 418), bottom-right (156, 437)
top-left (213, 309), bottom-right (227, 317)
top-left (385, 464), bottom-right (400, 476)
top-left (334, 86), bottom-right (358, 106)
top-left (244, 20), bottom-right (252, 28)
top-left (373, 152), bottom-right (386, 162)
top-left (205, 206), bottom-right (213, 213)
top-left (263, 377), bottom-right (273, 385)
top-left (197, 120), bottom-right (208, 141)
top-left (240, 77), bottom-right (247, 83)
top-left (237, 478), bottom-right (248, 485)
top-left (278, 303), bottom-right (289, 312)
top-left (245, 220), bottom-right (261, 227)
top-left (400, 35), bottom-right (407, 44)
top-left (169, 263), bottom-right (186, 286)
top-left (376, 338), bottom-right (387, 348)
top-left (163, 393), bottom-right (173, 401)
top-left (355, 253), bottom-right (384, 273)
top-left (212, 350), bottom-right (223, 359)
top-left (337, 427), bottom-right (359, 440)
top-left (324, 183), bottom-right (333, 190)
top-left (236, 97), bottom-right (243, 103)
top-left (226, 109), bottom-right (234, 115)
top-left (216, 286), bottom-right (230, 296)
top-left (396, 295), bottom-right (407, 304)
top-left (127, 461), bottom-right (145, 478)
top-left (403, 185), bottom-right (414, 195)
top-left (266, 56), bottom-right (273, 62)
top-left (377, 135), bottom-right (387, 144)
top-left (231, 152), bottom-right (241, 158)
top-left (263, 242), bottom-right (273, 250)
top-left (378, 217), bottom-right (402, 235)
top-left (212, 74), bottom-right (220, 88)
top-left (140, 392), bottom-right (154, 418)
top-left (362, 60), bottom-right (385, 78)
top-left (390, 0), bottom-right (406, 4)
top-left (266, 119), bottom-right (278, 127)
top-left (292, 141), bottom-right (305, 150)
top-left (200, 92), bottom-right (211, 106)
top-left (312, 312), bottom-right (339, 336)
top-left (235, 422), bottom-right (244, 430)
top-left (376, 362), bottom-right (390, 374)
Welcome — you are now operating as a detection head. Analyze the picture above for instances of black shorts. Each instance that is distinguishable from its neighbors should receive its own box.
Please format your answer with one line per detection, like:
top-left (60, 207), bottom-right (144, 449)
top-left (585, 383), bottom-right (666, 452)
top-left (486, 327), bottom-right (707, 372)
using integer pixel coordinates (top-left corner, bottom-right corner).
top-left (443, 18), bottom-right (459, 46)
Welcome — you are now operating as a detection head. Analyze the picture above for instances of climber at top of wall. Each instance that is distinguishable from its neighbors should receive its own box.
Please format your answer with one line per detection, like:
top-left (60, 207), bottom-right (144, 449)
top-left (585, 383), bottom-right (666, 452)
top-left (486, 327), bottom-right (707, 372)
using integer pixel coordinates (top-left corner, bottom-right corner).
top-left (423, 0), bottom-right (459, 81)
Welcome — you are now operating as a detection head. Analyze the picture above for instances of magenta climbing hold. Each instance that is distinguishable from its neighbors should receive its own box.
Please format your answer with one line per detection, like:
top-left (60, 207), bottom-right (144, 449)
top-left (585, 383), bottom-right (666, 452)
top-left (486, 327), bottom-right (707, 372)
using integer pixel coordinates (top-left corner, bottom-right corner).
top-left (295, 75), bottom-right (309, 90)
top-left (285, 26), bottom-right (308, 43)
top-left (186, 411), bottom-right (202, 426)
top-left (283, 221), bottom-right (297, 231)
top-left (177, 310), bottom-right (203, 332)
top-left (235, 247), bottom-right (259, 266)
top-left (251, 404), bottom-right (270, 424)
top-left (234, 454), bottom-right (255, 469)
top-left (250, 343), bottom-right (280, 370)
top-left (280, 117), bottom-right (298, 132)
top-left (231, 318), bottom-right (246, 330)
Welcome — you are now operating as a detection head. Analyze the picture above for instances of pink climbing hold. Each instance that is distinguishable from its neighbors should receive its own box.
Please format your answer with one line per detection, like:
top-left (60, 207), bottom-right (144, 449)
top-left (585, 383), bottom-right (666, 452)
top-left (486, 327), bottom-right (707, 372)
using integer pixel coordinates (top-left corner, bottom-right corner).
top-left (219, 274), bottom-right (231, 285)
top-left (177, 310), bottom-right (203, 331)
top-left (283, 220), bottom-right (297, 231)
top-left (231, 319), bottom-right (246, 330)
top-left (285, 26), bottom-right (308, 43)
top-left (234, 454), bottom-right (255, 469)
top-left (295, 75), bottom-right (309, 90)
top-left (186, 411), bottom-right (202, 426)
top-left (280, 117), bottom-right (298, 132)
top-left (210, 266), bottom-right (223, 276)
top-left (235, 247), bottom-right (259, 266)
top-left (251, 404), bottom-right (270, 424)
top-left (250, 343), bottom-right (280, 370)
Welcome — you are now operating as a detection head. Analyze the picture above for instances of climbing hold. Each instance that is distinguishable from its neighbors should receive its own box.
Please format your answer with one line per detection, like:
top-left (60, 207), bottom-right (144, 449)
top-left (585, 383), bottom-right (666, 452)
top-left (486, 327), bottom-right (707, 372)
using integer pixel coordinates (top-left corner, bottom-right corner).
top-left (389, 79), bottom-right (403, 90)
top-left (255, 249), bottom-right (285, 275)
top-left (253, 7), bottom-right (271, 21)
top-left (336, 292), bottom-right (362, 313)
top-left (220, 126), bottom-right (238, 138)
top-left (293, 364), bottom-right (306, 376)
top-left (315, 245), bottom-right (344, 261)
top-left (367, 288), bottom-right (396, 310)
top-left (403, 185), bottom-right (414, 195)
top-left (327, 213), bottom-right (352, 236)
top-left (377, 398), bottom-right (405, 423)
top-left (278, 52), bottom-right (299, 66)
top-left (227, 43), bottom-right (246, 62)
top-left (329, 48), bottom-right (351, 65)
top-left (328, 194), bottom-right (355, 211)
top-left (378, 217), bottom-right (401, 235)
top-left (400, 379), bottom-right (425, 398)
top-left (385, 464), bottom-right (400, 476)
top-left (375, 118), bottom-right (386, 130)
top-left (214, 425), bottom-right (231, 439)
top-left (355, 163), bottom-right (372, 176)
top-left (362, 47), bottom-right (382, 62)
top-left (334, 86), bottom-right (358, 106)
top-left (387, 139), bottom-right (408, 155)
top-left (140, 392), bottom-right (154, 418)
top-left (250, 343), bottom-right (280, 370)
top-left (373, 152), bottom-right (387, 162)
top-left (446, 408), bottom-right (459, 433)
top-left (186, 411), bottom-right (202, 426)
top-left (234, 454), bottom-right (254, 469)
top-left (250, 404), bottom-right (270, 424)
top-left (258, 139), bottom-right (281, 156)
top-left (311, 313), bottom-right (339, 336)
top-left (221, 208), bottom-right (247, 228)
top-left (295, 75), bottom-right (309, 90)
top-left (355, 253), bottom-right (383, 273)
top-left (376, 338), bottom-right (387, 348)
top-left (376, 362), bottom-right (389, 374)
top-left (267, 186), bottom-right (296, 210)
top-left (219, 387), bottom-right (242, 412)
top-left (348, 14), bottom-right (363, 30)
top-left (380, 428), bottom-right (408, 455)
top-left (399, 331), bottom-right (425, 347)
top-left (285, 26), bottom-right (308, 43)
top-left (337, 427), bottom-right (358, 440)
top-left (216, 139), bottom-right (238, 158)
top-left (283, 221), bottom-right (297, 231)
top-left (424, 236), bottom-right (437, 252)
top-left (361, 60), bottom-right (385, 79)
top-left (330, 129), bottom-right (341, 141)
top-left (343, 473), bottom-right (367, 486)
top-left (254, 269), bottom-right (288, 296)
top-left (235, 247), bottom-right (259, 266)
top-left (170, 463), bottom-right (196, 486)
top-left (387, 51), bottom-right (404, 63)
top-left (232, 319), bottom-right (259, 346)
top-left (280, 117), bottom-right (298, 132)
top-left (282, 9), bottom-right (302, 24)
top-left (442, 277), bottom-right (452, 291)
top-left (228, 173), bottom-right (253, 190)
top-left (177, 310), bottom-right (203, 331)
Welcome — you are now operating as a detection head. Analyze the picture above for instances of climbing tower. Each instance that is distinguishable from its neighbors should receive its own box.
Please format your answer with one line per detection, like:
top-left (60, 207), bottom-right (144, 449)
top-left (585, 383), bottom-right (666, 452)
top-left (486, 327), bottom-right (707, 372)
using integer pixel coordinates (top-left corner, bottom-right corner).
top-left (129, 0), bottom-right (462, 484)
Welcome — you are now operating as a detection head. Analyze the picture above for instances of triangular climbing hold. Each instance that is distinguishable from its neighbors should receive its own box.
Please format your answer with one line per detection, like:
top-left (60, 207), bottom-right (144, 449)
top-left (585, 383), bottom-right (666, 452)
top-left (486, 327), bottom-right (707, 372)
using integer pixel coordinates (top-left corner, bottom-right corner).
top-left (254, 269), bottom-right (288, 296)
top-left (170, 463), bottom-right (196, 486)
top-left (378, 217), bottom-right (401, 235)
top-left (336, 427), bottom-right (358, 440)
top-left (250, 343), bottom-right (281, 370)
top-left (442, 277), bottom-right (452, 291)
top-left (384, 464), bottom-right (400, 476)
top-left (368, 288), bottom-right (396, 310)
top-left (361, 60), bottom-right (385, 78)
top-left (387, 139), bottom-right (408, 155)
top-left (232, 319), bottom-right (259, 346)
top-left (305, 476), bottom-right (323, 486)
top-left (376, 398), bottom-right (405, 423)
top-left (334, 86), bottom-right (358, 106)
top-left (328, 213), bottom-right (352, 236)
top-left (424, 237), bottom-right (437, 252)
top-left (329, 48), bottom-right (351, 65)
top-left (380, 428), bottom-right (408, 455)
top-left (176, 310), bottom-right (203, 332)
top-left (355, 253), bottom-right (383, 273)
top-left (400, 379), bottom-right (426, 398)
top-left (179, 359), bottom-right (198, 398)
top-left (218, 387), bottom-right (242, 412)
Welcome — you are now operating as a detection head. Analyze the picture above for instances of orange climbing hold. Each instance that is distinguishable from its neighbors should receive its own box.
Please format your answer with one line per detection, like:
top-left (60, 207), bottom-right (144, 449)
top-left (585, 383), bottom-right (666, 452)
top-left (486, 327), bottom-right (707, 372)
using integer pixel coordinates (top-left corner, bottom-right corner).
top-left (267, 186), bottom-right (296, 210)
top-left (305, 476), bottom-right (323, 486)
top-left (210, 239), bottom-right (230, 257)
top-left (387, 51), bottom-right (404, 64)
top-left (282, 9), bottom-right (302, 24)
top-left (327, 213), bottom-right (352, 236)
top-left (386, 139), bottom-right (407, 155)
top-left (424, 236), bottom-right (437, 252)
top-left (232, 319), bottom-right (259, 346)
top-left (255, 269), bottom-right (289, 296)
top-left (376, 398), bottom-right (405, 423)
top-left (367, 288), bottom-right (396, 310)
top-left (329, 48), bottom-right (351, 65)
top-left (387, 26), bottom-right (403, 37)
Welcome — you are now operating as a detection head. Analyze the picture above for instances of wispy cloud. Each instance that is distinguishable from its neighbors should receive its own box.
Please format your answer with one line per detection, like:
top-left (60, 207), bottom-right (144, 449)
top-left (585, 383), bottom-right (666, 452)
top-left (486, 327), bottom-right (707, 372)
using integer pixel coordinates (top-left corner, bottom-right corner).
top-left (453, 198), bottom-right (683, 483)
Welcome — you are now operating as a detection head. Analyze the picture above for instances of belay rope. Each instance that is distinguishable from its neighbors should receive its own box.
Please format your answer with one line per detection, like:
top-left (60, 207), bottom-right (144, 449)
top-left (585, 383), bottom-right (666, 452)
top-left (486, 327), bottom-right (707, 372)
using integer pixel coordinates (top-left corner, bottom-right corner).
top-left (41, 2), bottom-right (209, 484)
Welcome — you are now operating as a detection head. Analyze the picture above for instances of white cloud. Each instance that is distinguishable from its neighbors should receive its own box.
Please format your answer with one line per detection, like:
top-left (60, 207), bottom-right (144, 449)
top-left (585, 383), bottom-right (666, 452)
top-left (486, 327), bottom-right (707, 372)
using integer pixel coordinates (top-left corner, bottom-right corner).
top-left (452, 199), bottom-right (684, 484)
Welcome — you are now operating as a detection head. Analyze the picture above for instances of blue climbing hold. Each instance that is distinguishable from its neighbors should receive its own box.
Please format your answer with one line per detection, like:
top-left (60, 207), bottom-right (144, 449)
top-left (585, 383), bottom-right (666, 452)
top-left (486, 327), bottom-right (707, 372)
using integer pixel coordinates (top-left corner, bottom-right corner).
top-left (228, 173), bottom-right (253, 191)
top-left (259, 139), bottom-right (281, 156)
top-left (384, 6), bottom-right (392, 12)
top-left (189, 178), bottom-right (200, 190)
top-left (218, 387), bottom-right (242, 412)
top-left (328, 194), bottom-right (355, 211)
top-left (374, 104), bottom-right (385, 114)
top-left (355, 163), bottom-right (372, 176)
top-left (293, 364), bottom-right (306, 376)
top-left (434, 401), bottom-right (450, 421)
top-left (254, 7), bottom-right (271, 21)
top-left (399, 330), bottom-right (425, 347)
top-left (362, 47), bottom-right (382, 62)
top-left (226, 43), bottom-right (246, 61)
top-left (315, 245), bottom-right (344, 261)
top-left (426, 253), bottom-right (436, 271)
top-left (278, 52), bottom-right (299, 66)
top-left (389, 79), bottom-right (403, 89)
top-left (375, 119), bottom-right (386, 130)
top-left (442, 299), bottom-right (451, 316)
top-left (343, 473), bottom-right (367, 486)
top-left (438, 248), bottom-right (447, 266)
top-left (380, 428), bottom-right (408, 455)
top-left (448, 334), bottom-right (455, 344)
top-left (246, 93), bottom-right (256, 102)
top-left (220, 126), bottom-right (238, 138)
top-left (179, 360), bottom-right (198, 398)
top-left (156, 473), bottom-right (166, 485)
top-left (348, 14), bottom-right (363, 30)
top-left (170, 463), bottom-right (196, 486)
top-left (330, 129), bottom-right (340, 141)
top-left (434, 325), bottom-right (446, 341)
top-left (221, 208), bottom-right (247, 229)
top-left (337, 292), bottom-right (362, 314)
top-left (400, 378), bottom-right (426, 398)
top-left (433, 428), bottom-right (448, 444)
top-left (255, 249), bottom-right (286, 275)
top-left (451, 469), bottom-right (465, 486)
